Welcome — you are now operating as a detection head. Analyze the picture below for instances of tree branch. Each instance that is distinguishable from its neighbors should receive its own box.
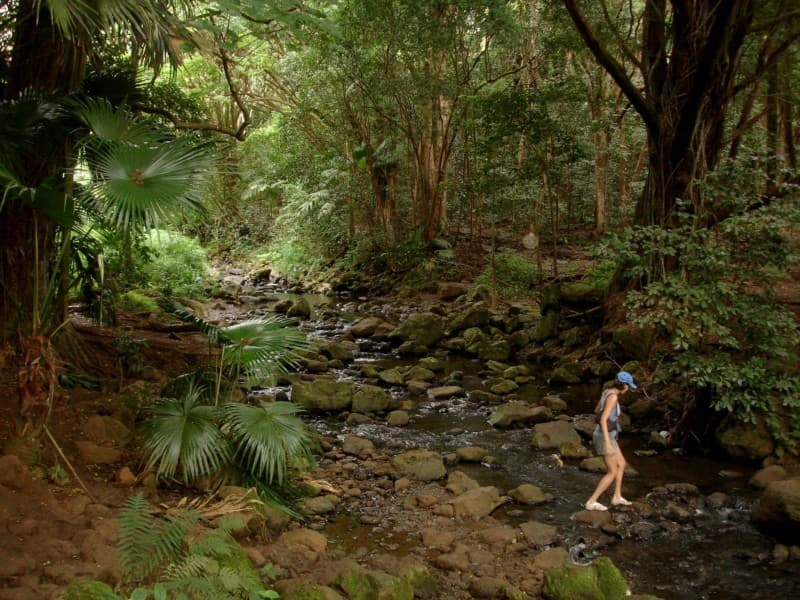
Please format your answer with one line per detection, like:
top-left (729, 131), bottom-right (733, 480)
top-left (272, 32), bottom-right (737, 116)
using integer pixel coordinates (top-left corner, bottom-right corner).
top-left (563, 0), bottom-right (657, 134)
top-left (131, 103), bottom-right (248, 140)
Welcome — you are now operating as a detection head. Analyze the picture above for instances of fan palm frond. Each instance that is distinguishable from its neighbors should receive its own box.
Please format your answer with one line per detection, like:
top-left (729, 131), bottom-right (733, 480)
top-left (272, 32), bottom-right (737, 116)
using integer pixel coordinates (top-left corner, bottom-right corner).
top-left (35, 0), bottom-right (191, 74)
top-left (225, 401), bottom-right (314, 486)
top-left (72, 97), bottom-right (156, 145)
top-left (160, 298), bottom-right (227, 345)
top-left (142, 384), bottom-right (231, 483)
top-left (221, 318), bottom-right (310, 384)
top-left (90, 139), bottom-right (210, 229)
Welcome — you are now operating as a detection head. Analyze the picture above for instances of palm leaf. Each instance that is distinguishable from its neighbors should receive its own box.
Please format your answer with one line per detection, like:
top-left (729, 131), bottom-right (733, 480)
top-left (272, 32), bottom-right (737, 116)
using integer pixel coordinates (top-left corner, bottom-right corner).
top-left (225, 401), bottom-right (314, 485)
top-left (72, 97), bottom-right (156, 145)
top-left (142, 385), bottom-right (231, 483)
top-left (221, 318), bottom-right (310, 384)
top-left (90, 139), bottom-right (210, 229)
top-left (159, 298), bottom-right (227, 345)
top-left (35, 0), bottom-right (189, 74)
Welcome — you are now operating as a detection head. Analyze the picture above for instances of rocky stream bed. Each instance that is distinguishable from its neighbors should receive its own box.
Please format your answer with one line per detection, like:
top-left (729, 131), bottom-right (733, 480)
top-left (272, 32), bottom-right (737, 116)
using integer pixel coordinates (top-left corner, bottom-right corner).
top-left (1, 274), bottom-right (800, 600)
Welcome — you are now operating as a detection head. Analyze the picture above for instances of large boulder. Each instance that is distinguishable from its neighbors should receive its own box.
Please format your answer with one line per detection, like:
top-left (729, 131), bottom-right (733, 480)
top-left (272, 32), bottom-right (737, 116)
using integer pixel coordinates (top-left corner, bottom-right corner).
top-left (751, 478), bottom-right (800, 541)
top-left (291, 379), bottom-right (355, 412)
top-left (716, 420), bottom-right (775, 459)
top-left (531, 421), bottom-right (582, 450)
top-left (389, 313), bottom-right (445, 349)
top-left (611, 325), bottom-right (654, 361)
top-left (447, 302), bottom-right (491, 333)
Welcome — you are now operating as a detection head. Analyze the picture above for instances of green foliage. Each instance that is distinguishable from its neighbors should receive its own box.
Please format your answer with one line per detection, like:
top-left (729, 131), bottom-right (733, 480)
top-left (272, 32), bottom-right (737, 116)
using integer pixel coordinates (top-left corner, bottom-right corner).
top-left (141, 230), bottom-right (212, 299)
top-left (471, 250), bottom-right (538, 301)
top-left (113, 331), bottom-right (149, 378)
top-left (117, 493), bottom-right (275, 599)
top-left (608, 190), bottom-right (800, 448)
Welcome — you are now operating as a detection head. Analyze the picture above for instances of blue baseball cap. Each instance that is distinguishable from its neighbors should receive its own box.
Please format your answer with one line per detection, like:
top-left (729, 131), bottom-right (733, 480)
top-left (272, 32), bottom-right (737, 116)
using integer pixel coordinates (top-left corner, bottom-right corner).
top-left (617, 371), bottom-right (637, 389)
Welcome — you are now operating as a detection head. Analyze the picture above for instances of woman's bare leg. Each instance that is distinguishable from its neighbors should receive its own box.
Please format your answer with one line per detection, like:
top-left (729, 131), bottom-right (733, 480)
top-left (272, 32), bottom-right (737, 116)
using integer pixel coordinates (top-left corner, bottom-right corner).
top-left (587, 453), bottom-right (618, 505)
top-left (612, 450), bottom-right (627, 501)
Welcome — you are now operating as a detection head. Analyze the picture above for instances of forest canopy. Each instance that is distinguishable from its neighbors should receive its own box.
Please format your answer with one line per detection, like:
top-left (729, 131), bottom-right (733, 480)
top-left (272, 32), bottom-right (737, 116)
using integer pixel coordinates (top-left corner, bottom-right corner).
top-left (0, 1), bottom-right (798, 450)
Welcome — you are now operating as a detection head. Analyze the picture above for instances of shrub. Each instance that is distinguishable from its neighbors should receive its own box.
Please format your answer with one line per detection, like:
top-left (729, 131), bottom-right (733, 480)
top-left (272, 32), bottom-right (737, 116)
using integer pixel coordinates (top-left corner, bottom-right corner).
top-left (471, 250), bottom-right (538, 301)
top-left (141, 229), bottom-right (211, 299)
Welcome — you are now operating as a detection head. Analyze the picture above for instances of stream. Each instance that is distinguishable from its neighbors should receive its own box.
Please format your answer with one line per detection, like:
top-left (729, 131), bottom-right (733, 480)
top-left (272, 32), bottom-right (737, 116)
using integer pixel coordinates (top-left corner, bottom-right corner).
top-left (248, 290), bottom-right (800, 599)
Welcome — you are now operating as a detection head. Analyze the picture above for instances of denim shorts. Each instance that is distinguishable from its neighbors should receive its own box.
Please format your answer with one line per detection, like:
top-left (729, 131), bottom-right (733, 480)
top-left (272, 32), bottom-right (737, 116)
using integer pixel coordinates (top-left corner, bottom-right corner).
top-left (593, 429), bottom-right (619, 455)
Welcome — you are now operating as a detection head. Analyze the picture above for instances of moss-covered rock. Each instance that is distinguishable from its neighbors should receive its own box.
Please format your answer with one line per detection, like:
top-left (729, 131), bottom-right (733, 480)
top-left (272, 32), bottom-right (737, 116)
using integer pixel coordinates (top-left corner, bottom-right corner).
top-left (543, 556), bottom-right (630, 600)
top-left (611, 326), bottom-right (654, 361)
top-left (352, 384), bottom-right (393, 413)
top-left (291, 379), bottom-right (355, 412)
top-left (388, 313), bottom-right (445, 348)
top-left (716, 419), bottom-right (775, 459)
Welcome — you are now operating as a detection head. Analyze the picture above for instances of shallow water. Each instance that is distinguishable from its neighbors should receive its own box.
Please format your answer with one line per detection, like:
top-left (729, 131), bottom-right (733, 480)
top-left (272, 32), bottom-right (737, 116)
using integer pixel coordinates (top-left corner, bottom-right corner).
top-left (266, 297), bottom-right (800, 599)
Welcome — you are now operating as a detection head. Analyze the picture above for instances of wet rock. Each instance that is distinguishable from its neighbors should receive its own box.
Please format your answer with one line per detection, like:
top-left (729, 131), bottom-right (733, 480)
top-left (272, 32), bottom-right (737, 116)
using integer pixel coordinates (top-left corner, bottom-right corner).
top-left (351, 316), bottom-right (387, 337)
top-left (469, 575), bottom-right (507, 598)
top-left (628, 520), bottom-right (660, 540)
top-left (509, 483), bottom-right (549, 506)
top-left (421, 528), bottom-right (456, 550)
top-left (750, 465), bottom-right (788, 489)
top-left (648, 430), bottom-right (670, 449)
top-left (346, 412), bottom-right (372, 425)
top-left (574, 416), bottom-right (597, 439)
top-left (291, 379), bottom-right (355, 412)
top-left (559, 440), bottom-right (591, 459)
top-left (447, 486), bottom-right (509, 519)
top-left (428, 385), bottom-right (465, 400)
top-left (447, 302), bottom-right (491, 332)
top-left (386, 410), bottom-right (410, 427)
top-left (267, 529), bottom-right (328, 573)
top-left (287, 296), bottom-right (312, 319)
top-left (705, 491), bottom-right (731, 509)
top-left (406, 380), bottom-right (431, 395)
top-left (752, 478), bottom-right (800, 540)
top-left (456, 446), bottom-right (488, 462)
top-left (438, 281), bottom-right (469, 301)
top-left (298, 494), bottom-right (340, 516)
top-left (489, 379), bottom-right (518, 395)
top-left (406, 365), bottom-right (436, 381)
top-left (611, 325), bottom-right (654, 361)
top-left (342, 435), bottom-right (375, 457)
top-left (352, 384), bottom-right (393, 413)
top-left (542, 556), bottom-right (630, 600)
top-left (541, 394), bottom-right (568, 412)
top-left (489, 402), bottom-right (551, 428)
top-left (446, 470), bottom-right (480, 495)
top-left (549, 362), bottom-right (583, 384)
top-left (434, 546), bottom-right (471, 572)
top-left (320, 340), bottom-right (358, 362)
top-left (475, 525), bottom-right (517, 545)
top-left (391, 449), bottom-right (446, 481)
top-left (531, 546), bottom-right (571, 571)
top-left (716, 419), bottom-right (775, 459)
top-left (378, 367), bottom-right (405, 385)
top-left (388, 312), bottom-right (445, 349)
top-left (574, 510), bottom-right (613, 528)
top-left (531, 421), bottom-right (582, 450)
top-left (520, 521), bottom-right (559, 548)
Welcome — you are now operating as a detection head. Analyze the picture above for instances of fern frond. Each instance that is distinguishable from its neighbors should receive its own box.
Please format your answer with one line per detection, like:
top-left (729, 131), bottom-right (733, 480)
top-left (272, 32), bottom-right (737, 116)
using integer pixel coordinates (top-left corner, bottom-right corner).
top-left (118, 493), bottom-right (156, 581)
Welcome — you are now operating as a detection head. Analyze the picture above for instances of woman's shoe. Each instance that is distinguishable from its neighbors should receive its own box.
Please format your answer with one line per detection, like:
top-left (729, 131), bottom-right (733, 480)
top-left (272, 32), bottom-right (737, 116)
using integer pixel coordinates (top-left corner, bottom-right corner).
top-left (611, 497), bottom-right (632, 506)
top-left (585, 501), bottom-right (608, 511)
